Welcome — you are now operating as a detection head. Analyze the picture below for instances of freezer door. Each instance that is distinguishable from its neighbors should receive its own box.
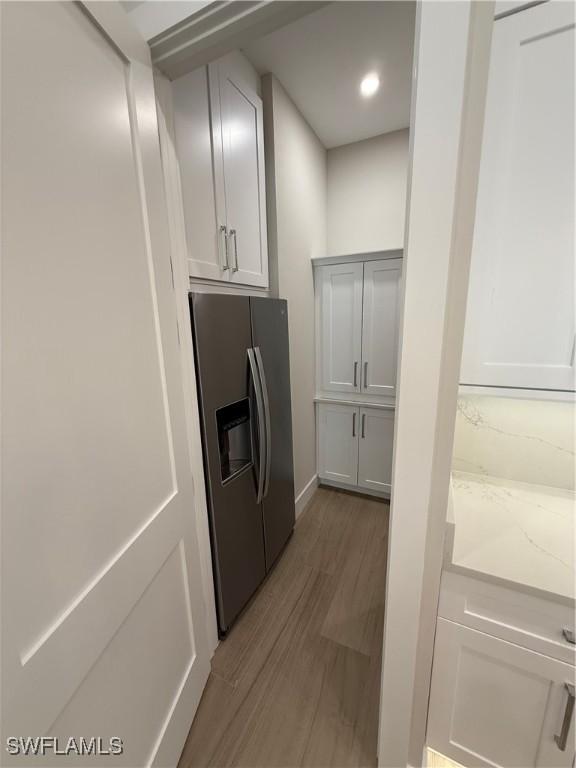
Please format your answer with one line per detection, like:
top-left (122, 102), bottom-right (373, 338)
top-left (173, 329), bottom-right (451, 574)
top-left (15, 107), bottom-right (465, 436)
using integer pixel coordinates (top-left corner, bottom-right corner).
top-left (250, 297), bottom-right (295, 569)
top-left (190, 293), bottom-right (266, 634)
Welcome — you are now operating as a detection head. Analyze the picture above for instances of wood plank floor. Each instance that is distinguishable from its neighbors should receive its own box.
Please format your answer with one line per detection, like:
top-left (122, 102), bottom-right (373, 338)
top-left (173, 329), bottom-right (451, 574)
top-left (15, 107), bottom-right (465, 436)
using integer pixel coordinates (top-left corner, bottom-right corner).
top-left (179, 487), bottom-right (389, 768)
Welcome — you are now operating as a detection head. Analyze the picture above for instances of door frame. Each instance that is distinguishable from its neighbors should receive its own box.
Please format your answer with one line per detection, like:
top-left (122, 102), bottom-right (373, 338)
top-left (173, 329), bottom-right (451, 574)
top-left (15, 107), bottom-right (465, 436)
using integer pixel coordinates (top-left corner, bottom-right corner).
top-left (377, 2), bottom-right (494, 766)
top-left (154, 72), bottom-right (219, 655)
top-left (148, 0), bottom-right (496, 762)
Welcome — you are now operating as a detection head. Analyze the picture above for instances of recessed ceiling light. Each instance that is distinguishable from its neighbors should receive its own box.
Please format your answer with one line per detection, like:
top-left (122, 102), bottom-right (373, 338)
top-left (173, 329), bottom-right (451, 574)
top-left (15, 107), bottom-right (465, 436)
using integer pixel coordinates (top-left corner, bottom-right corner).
top-left (360, 72), bottom-right (380, 98)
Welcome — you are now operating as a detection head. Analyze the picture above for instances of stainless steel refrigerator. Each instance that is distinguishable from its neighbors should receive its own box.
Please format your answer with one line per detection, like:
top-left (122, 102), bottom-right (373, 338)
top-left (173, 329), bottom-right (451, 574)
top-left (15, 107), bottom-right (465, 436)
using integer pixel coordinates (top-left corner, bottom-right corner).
top-left (189, 293), bottom-right (295, 636)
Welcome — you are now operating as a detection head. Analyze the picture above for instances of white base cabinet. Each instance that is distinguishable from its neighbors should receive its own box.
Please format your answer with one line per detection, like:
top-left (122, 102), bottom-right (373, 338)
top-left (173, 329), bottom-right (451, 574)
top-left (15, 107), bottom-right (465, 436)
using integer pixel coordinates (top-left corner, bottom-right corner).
top-left (357, 408), bottom-right (394, 493)
top-left (428, 618), bottom-right (575, 768)
top-left (318, 403), bottom-right (359, 485)
top-left (317, 402), bottom-right (394, 495)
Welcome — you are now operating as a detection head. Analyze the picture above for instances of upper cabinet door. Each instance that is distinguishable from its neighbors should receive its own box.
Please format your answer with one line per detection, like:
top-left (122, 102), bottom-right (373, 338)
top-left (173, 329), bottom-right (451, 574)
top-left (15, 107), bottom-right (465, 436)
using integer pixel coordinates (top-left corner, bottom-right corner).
top-left (210, 61), bottom-right (269, 289)
top-left (361, 259), bottom-right (402, 396)
top-left (461, 2), bottom-right (575, 392)
top-left (319, 263), bottom-right (364, 393)
top-left (172, 68), bottom-right (229, 282)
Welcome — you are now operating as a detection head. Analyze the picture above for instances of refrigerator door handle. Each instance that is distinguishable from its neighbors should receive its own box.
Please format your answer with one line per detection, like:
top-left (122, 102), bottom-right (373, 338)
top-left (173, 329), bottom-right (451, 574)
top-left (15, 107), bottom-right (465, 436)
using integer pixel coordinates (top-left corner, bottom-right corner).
top-left (254, 346), bottom-right (272, 499)
top-left (248, 348), bottom-right (266, 504)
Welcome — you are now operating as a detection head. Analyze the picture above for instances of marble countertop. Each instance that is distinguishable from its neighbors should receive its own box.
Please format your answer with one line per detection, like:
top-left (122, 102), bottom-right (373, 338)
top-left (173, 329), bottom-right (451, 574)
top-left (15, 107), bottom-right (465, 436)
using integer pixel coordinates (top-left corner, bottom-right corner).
top-left (447, 471), bottom-right (575, 602)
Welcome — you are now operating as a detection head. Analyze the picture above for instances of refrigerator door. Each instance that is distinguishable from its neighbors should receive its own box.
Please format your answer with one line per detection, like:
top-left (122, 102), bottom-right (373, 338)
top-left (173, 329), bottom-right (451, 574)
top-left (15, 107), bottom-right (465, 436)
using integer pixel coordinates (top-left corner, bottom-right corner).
top-left (250, 297), bottom-right (296, 569)
top-left (190, 293), bottom-right (266, 634)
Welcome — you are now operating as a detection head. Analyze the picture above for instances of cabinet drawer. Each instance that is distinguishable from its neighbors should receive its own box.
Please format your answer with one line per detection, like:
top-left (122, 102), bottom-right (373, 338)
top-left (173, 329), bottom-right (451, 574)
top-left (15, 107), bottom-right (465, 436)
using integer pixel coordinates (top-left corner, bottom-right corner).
top-left (439, 570), bottom-right (576, 664)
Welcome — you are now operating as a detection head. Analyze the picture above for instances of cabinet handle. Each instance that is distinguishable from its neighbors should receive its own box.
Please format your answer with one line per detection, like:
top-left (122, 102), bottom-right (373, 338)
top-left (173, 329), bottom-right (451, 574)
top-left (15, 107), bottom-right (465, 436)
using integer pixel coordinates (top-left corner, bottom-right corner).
top-left (361, 413), bottom-right (366, 439)
top-left (555, 682), bottom-right (575, 752)
top-left (219, 224), bottom-right (229, 270)
top-left (353, 362), bottom-right (358, 387)
top-left (230, 228), bottom-right (239, 273)
top-left (363, 361), bottom-right (368, 389)
top-left (352, 412), bottom-right (356, 437)
top-left (562, 628), bottom-right (576, 645)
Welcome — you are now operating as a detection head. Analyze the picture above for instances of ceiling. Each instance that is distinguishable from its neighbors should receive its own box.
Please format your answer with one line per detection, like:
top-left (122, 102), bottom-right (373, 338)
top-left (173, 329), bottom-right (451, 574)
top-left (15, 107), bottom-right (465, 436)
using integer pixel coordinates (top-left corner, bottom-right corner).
top-left (242, 1), bottom-right (416, 149)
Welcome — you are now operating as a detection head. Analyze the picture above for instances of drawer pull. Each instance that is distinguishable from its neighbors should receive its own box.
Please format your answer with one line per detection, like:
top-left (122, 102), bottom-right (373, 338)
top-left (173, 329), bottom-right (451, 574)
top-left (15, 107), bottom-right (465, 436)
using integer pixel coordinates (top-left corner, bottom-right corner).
top-left (554, 682), bottom-right (575, 752)
top-left (562, 627), bottom-right (576, 645)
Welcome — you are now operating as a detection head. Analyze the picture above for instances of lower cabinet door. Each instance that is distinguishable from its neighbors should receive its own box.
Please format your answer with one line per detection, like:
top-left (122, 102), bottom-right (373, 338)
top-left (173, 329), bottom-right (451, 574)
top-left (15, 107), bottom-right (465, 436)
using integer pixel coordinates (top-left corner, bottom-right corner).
top-left (318, 403), bottom-right (359, 485)
top-left (357, 408), bottom-right (394, 493)
top-left (427, 618), bottom-right (576, 768)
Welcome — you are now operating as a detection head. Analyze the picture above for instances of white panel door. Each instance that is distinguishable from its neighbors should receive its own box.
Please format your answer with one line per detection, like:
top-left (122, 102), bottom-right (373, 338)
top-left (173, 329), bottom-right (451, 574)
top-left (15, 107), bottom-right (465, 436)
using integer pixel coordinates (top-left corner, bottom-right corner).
top-left (319, 263), bottom-right (364, 393)
top-left (361, 259), bottom-right (402, 396)
top-left (210, 61), bottom-right (269, 288)
top-left (358, 408), bottom-right (395, 494)
top-left (427, 619), bottom-right (576, 768)
top-left (1, 4), bottom-right (210, 766)
top-left (461, 2), bottom-right (575, 391)
top-left (172, 67), bottom-right (229, 282)
top-left (318, 404), bottom-right (359, 485)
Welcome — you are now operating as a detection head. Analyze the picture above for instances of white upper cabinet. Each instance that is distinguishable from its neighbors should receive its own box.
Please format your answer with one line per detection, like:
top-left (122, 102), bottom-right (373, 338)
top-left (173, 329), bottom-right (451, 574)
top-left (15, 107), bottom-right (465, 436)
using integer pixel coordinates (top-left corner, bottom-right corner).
top-left (461, 2), bottom-right (575, 391)
top-left (209, 60), bottom-right (269, 288)
top-left (317, 257), bottom-right (401, 399)
top-left (319, 263), bottom-right (364, 393)
top-left (171, 54), bottom-right (268, 289)
top-left (172, 68), bottom-right (226, 282)
top-left (361, 259), bottom-right (402, 396)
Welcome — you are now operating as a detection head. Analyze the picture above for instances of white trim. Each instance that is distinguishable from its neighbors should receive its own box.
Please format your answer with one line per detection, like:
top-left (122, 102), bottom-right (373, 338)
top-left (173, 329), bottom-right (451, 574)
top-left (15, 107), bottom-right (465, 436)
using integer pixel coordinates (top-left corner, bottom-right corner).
top-left (319, 478), bottom-right (390, 501)
top-left (459, 384), bottom-right (576, 403)
top-left (189, 279), bottom-right (270, 297)
top-left (294, 474), bottom-right (318, 519)
top-left (149, 2), bottom-right (328, 79)
top-left (314, 397), bottom-right (395, 412)
top-left (494, 1), bottom-right (546, 20)
top-left (311, 249), bottom-right (403, 267)
top-left (154, 73), bottom-right (219, 657)
top-left (377, 3), bottom-right (495, 766)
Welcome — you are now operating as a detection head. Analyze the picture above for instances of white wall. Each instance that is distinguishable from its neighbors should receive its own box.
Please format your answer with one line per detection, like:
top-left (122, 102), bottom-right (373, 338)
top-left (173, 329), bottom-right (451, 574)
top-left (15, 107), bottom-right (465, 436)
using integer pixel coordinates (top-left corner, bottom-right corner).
top-left (263, 74), bottom-right (326, 502)
top-left (377, 2), bottom-right (494, 764)
top-left (326, 129), bottom-right (409, 256)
